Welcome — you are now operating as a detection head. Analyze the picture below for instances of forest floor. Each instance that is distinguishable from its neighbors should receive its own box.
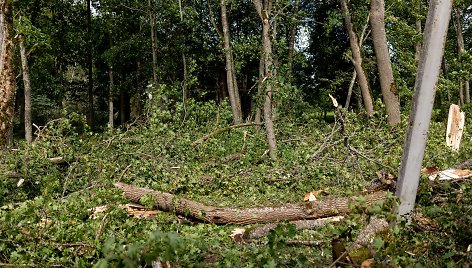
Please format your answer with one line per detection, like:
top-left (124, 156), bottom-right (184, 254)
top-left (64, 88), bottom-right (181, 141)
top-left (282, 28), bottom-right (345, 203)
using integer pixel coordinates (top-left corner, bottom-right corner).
top-left (0, 106), bottom-right (471, 267)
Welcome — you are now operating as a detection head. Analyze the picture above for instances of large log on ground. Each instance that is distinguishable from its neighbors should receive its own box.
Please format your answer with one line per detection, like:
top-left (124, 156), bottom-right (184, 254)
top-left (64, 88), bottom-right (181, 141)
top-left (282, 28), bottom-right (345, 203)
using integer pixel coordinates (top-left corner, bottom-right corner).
top-left (114, 182), bottom-right (386, 224)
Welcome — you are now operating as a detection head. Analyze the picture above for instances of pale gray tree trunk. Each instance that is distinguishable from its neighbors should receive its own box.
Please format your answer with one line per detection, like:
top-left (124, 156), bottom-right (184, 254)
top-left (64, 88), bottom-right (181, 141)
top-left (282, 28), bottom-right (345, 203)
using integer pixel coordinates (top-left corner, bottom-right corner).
top-left (340, 0), bottom-right (374, 117)
top-left (397, 0), bottom-right (452, 217)
top-left (19, 35), bottom-right (32, 143)
top-left (221, 0), bottom-right (242, 124)
top-left (370, 0), bottom-right (401, 126)
top-left (0, 0), bottom-right (15, 148)
top-left (253, 0), bottom-right (277, 161)
top-left (453, 6), bottom-right (470, 104)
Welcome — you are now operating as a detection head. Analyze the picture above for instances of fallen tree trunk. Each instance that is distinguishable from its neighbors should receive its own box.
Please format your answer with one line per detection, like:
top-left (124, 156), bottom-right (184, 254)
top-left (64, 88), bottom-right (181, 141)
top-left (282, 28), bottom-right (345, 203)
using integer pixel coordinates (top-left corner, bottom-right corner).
top-left (114, 182), bottom-right (386, 224)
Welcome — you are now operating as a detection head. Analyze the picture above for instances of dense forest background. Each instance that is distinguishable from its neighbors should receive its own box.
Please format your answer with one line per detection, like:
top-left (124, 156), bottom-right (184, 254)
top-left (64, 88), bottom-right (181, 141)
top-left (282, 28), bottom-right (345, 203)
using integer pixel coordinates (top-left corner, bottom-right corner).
top-left (0, 0), bottom-right (471, 266)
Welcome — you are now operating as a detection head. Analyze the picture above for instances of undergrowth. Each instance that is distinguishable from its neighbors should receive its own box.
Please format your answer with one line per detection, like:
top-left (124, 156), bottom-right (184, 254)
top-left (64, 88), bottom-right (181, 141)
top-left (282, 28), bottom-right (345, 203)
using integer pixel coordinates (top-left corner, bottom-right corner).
top-left (0, 101), bottom-right (471, 267)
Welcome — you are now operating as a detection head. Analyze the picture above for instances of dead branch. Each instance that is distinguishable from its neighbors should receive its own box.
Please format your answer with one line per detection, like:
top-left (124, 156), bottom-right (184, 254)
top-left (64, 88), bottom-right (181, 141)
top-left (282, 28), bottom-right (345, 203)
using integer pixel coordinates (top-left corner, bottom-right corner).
top-left (192, 122), bottom-right (261, 145)
top-left (114, 182), bottom-right (386, 224)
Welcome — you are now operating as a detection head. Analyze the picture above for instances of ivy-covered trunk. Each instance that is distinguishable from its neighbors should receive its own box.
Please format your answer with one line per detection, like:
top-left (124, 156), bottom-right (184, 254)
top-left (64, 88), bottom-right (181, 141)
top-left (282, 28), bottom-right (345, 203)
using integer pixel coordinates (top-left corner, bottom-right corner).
top-left (0, 0), bottom-right (15, 148)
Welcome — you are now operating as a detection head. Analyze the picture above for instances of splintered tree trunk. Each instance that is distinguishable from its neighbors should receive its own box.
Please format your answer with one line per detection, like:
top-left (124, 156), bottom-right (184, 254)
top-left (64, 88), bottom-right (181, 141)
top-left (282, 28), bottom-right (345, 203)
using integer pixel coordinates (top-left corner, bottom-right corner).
top-left (370, 0), bottom-right (401, 126)
top-left (0, 0), bottom-right (15, 148)
top-left (221, 0), bottom-right (242, 124)
top-left (114, 182), bottom-right (386, 224)
top-left (340, 0), bottom-right (374, 117)
top-left (19, 35), bottom-right (32, 143)
top-left (253, 0), bottom-right (277, 160)
top-left (453, 6), bottom-right (470, 104)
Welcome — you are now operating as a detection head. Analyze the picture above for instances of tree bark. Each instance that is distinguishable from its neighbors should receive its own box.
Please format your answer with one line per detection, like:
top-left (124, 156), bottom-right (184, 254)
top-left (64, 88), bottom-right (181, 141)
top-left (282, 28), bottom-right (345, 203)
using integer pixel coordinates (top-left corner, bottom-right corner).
top-left (114, 182), bottom-right (386, 224)
top-left (148, 0), bottom-right (158, 88)
top-left (86, 0), bottom-right (94, 130)
top-left (0, 0), bottom-right (15, 148)
top-left (178, 0), bottom-right (188, 107)
top-left (221, 0), bottom-right (242, 124)
top-left (370, 0), bottom-right (401, 126)
top-left (453, 6), bottom-right (470, 104)
top-left (340, 0), bottom-right (374, 117)
top-left (19, 35), bottom-right (32, 143)
top-left (253, 0), bottom-right (278, 161)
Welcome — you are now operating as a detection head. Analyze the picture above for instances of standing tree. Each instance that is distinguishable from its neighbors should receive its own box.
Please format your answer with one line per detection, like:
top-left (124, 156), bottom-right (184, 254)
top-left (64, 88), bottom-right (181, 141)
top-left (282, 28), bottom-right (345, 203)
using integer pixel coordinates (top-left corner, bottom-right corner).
top-left (0, 0), bottom-right (15, 147)
top-left (453, 5), bottom-right (470, 104)
top-left (18, 34), bottom-right (32, 143)
top-left (221, 0), bottom-right (242, 124)
top-left (340, 0), bottom-right (374, 117)
top-left (370, 0), bottom-right (401, 126)
top-left (252, 0), bottom-right (277, 161)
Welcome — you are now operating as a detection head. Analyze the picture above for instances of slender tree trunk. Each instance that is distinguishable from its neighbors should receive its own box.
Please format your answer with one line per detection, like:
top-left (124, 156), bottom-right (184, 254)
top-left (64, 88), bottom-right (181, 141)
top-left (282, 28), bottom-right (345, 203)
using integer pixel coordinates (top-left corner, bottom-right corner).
top-left (178, 0), bottom-right (188, 107)
top-left (0, 0), bottom-right (15, 148)
top-left (136, 61), bottom-right (142, 117)
top-left (370, 0), bottom-right (401, 126)
top-left (148, 0), bottom-right (158, 88)
top-left (253, 0), bottom-right (277, 161)
top-left (287, 0), bottom-right (300, 79)
top-left (108, 66), bottom-right (114, 129)
top-left (221, 0), bottom-right (242, 124)
top-left (345, 70), bottom-right (356, 109)
top-left (255, 55), bottom-right (264, 129)
top-left (19, 35), bottom-right (32, 143)
top-left (442, 56), bottom-right (451, 103)
top-left (86, 0), bottom-right (94, 129)
top-left (340, 0), bottom-right (374, 117)
top-left (453, 6), bottom-right (470, 104)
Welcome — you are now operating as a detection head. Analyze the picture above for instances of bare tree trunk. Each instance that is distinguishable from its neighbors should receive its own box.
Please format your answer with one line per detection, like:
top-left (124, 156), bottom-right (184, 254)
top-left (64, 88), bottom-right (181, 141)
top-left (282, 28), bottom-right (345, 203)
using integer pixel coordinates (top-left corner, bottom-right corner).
top-left (345, 15), bottom-right (370, 110)
top-left (370, 0), bottom-right (401, 126)
top-left (148, 0), bottom-right (158, 88)
top-left (178, 0), bottom-right (188, 107)
top-left (108, 66), bottom-right (114, 129)
top-left (287, 0), bottom-right (300, 78)
top-left (255, 55), bottom-right (264, 129)
top-left (253, 0), bottom-right (278, 161)
top-left (453, 6), bottom-right (470, 104)
top-left (86, 0), bottom-right (94, 130)
top-left (340, 0), bottom-right (374, 117)
top-left (0, 0), bottom-right (15, 148)
top-left (19, 35), bottom-right (32, 143)
top-left (221, 0), bottom-right (242, 124)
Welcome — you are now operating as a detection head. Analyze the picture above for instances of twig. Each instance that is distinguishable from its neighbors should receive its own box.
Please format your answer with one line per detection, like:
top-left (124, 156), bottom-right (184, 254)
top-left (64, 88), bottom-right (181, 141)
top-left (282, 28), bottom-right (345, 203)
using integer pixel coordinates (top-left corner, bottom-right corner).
top-left (348, 145), bottom-right (395, 172)
top-left (285, 240), bottom-right (324, 246)
top-left (192, 122), bottom-right (261, 145)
